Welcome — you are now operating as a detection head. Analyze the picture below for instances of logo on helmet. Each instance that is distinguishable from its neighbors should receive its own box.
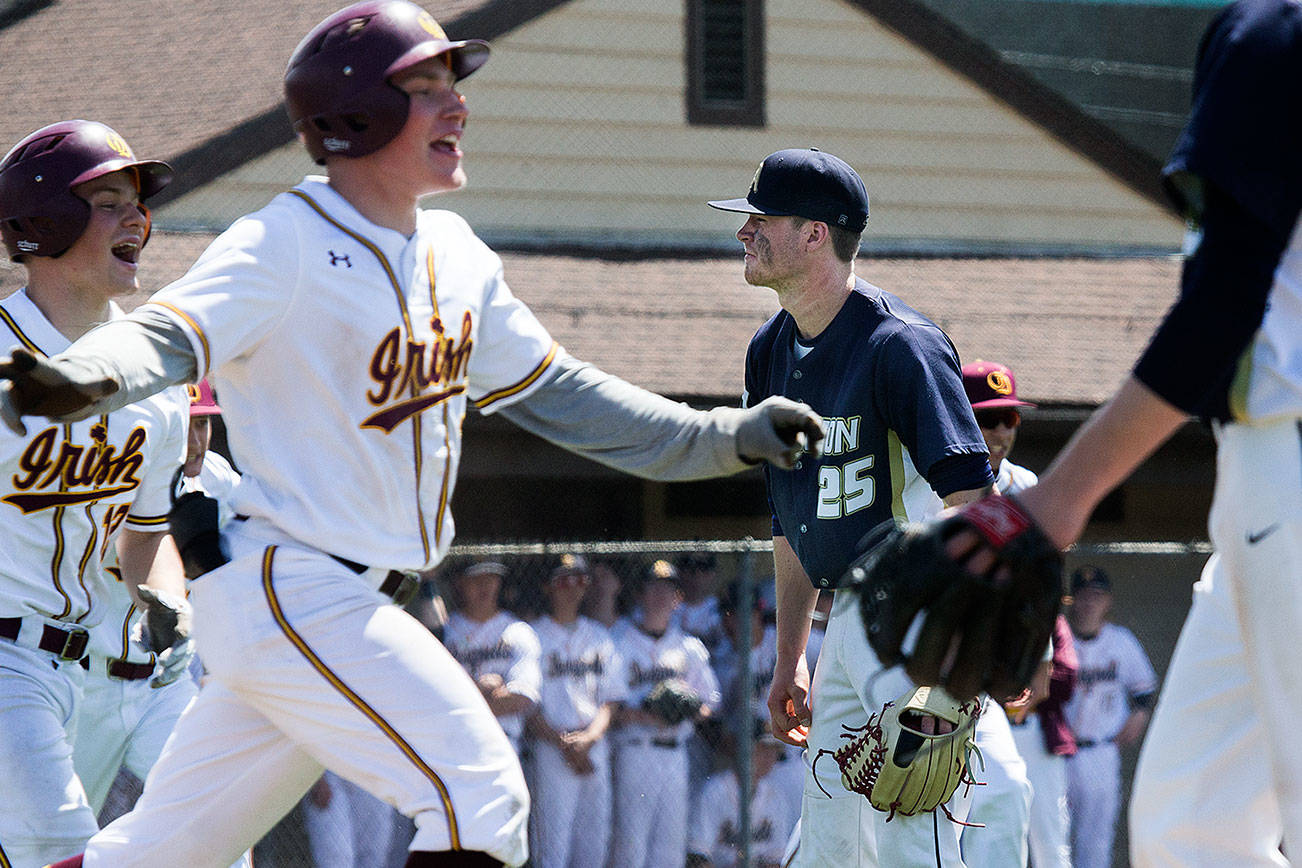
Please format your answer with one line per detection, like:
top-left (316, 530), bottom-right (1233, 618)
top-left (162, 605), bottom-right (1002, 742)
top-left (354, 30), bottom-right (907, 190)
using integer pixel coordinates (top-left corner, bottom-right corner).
top-left (17, 240), bottom-right (38, 252)
top-left (104, 132), bottom-right (133, 160)
top-left (986, 371), bottom-right (1013, 396)
top-left (322, 137), bottom-right (352, 153)
top-left (417, 11), bottom-right (446, 39)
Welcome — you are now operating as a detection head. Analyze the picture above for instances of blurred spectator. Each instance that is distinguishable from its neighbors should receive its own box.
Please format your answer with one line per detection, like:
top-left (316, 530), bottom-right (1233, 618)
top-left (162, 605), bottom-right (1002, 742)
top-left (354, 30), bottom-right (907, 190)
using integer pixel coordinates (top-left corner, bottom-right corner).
top-left (610, 560), bottom-right (721, 868)
top-left (526, 554), bottom-right (626, 868)
top-left (443, 560), bottom-right (542, 754)
top-left (688, 722), bottom-right (800, 868)
top-left (672, 552), bottom-right (727, 656)
top-left (582, 556), bottom-right (630, 629)
top-left (302, 771), bottom-right (403, 868)
top-left (1065, 566), bottom-right (1158, 868)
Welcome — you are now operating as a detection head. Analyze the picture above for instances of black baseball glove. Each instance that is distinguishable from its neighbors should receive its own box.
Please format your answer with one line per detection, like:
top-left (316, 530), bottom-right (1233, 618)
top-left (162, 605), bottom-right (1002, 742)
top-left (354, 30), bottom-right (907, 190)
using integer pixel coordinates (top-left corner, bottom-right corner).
top-left (846, 495), bottom-right (1063, 700)
top-left (643, 678), bottom-right (704, 726)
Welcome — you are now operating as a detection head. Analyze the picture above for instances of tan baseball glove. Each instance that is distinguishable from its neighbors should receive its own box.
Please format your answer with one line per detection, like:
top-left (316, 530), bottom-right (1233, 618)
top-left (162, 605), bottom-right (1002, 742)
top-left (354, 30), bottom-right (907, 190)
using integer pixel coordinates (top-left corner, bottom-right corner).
top-left (818, 685), bottom-right (983, 819)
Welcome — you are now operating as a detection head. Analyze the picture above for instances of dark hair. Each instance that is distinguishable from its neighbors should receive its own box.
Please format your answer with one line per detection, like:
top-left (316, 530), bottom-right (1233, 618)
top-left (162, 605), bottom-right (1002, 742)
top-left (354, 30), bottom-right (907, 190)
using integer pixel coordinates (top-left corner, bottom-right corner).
top-left (829, 226), bottom-right (862, 263)
top-left (793, 217), bottom-right (861, 263)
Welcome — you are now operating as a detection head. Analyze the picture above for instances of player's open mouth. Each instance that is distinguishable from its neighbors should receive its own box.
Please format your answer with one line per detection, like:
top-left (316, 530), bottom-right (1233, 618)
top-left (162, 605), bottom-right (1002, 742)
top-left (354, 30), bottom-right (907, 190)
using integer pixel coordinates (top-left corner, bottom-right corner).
top-left (111, 242), bottom-right (140, 264)
top-left (432, 134), bottom-right (461, 155)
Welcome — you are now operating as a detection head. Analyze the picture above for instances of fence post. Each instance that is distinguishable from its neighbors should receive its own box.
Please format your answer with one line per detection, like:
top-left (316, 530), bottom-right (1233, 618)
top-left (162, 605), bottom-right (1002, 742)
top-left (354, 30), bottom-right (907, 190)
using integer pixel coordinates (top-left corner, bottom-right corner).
top-left (737, 543), bottom-right (755, 868)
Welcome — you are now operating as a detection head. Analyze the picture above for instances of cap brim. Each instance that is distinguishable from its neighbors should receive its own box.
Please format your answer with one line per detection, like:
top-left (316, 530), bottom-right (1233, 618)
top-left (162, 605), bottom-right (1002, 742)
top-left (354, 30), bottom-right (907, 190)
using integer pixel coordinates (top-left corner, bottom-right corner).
top-left (707, 197), bottom-right (790, 216)
top-left (971, 397), bottom-right (1036, 410)
top-left (189, 405), bottom-right (222, 417)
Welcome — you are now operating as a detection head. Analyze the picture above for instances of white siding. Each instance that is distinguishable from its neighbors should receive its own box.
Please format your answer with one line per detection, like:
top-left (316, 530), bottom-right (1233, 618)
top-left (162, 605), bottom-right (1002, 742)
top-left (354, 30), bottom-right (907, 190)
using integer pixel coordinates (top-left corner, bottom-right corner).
top-left (158, 0), bottom-right (1181, 250)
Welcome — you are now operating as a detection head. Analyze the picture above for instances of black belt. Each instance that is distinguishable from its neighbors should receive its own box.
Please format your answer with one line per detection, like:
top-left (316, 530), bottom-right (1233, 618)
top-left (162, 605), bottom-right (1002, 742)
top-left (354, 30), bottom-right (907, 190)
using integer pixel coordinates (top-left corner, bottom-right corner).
top-left (329, 555), bottom-right (418, 607)
top-left (0, 617), bottom-right (89, 661)
top-left (621, 737), bottom-right (681, 749)
top-left (1075, 739), bottom-right (1110, 749)
top-left (107, 659), bottom-right (155, 681)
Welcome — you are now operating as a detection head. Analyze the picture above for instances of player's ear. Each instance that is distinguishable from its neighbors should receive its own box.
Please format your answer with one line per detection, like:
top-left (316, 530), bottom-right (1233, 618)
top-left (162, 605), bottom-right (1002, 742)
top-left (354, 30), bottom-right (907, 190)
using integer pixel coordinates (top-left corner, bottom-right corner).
top-left (805, 219), bottom-right (830, 251)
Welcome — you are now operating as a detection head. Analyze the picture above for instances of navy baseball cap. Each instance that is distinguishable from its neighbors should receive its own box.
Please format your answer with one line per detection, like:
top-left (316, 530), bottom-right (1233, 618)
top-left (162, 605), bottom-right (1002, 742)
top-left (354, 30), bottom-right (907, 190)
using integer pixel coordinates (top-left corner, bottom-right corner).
top-left (1070, 565), bottom-right (1111, 594)
top-left (708, 148), bottom-right (870, 233)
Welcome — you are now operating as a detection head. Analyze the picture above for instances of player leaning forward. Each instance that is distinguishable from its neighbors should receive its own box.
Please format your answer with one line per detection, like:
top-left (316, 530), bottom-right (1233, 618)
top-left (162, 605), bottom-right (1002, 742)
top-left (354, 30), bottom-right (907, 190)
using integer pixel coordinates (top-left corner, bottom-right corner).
top-left (2, 4), bottom-right (822, 868)
top-left (0, 121), bottom-right (189, 868)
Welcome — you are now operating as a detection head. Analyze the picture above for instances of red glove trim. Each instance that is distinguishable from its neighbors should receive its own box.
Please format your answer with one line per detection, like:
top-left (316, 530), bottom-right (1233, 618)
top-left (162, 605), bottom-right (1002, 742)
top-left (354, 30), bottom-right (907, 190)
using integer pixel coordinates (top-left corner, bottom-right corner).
top-left (962, 496), bottom-right (1032, 548)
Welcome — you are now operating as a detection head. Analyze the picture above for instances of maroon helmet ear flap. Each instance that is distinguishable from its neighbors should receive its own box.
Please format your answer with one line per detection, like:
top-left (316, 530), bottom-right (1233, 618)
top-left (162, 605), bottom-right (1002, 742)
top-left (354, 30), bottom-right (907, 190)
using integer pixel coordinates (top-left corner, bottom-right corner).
top-left (138, 203), bottom-right (154, 252)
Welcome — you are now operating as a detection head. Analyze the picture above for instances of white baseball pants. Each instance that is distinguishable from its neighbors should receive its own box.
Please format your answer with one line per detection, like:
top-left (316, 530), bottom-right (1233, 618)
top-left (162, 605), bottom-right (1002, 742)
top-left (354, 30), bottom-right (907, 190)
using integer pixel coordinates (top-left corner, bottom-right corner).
top-left (1010, 722), bottom-right (1071, 868)
top-left (1130, 419), bottom-right (1302, 867)
top-left (528, 738), bottom-right (611, 868)
top-left (795, 591), bottom-right (1027, 867)
top-left (611, 739), bottom-right (688, 868)
top-left (82, 530), bottom-right (529, 868)
top-left (72, 670), bottom-right (197, 813)
top-left (0, 640), bottom-right (96, 868)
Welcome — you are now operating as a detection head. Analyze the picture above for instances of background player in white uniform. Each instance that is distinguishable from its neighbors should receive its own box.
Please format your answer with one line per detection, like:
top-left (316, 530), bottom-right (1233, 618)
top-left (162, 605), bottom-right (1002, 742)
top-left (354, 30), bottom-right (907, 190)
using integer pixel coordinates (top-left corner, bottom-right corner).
top-left (525, 554), bottom-right (626, 868)
top-left (71, 382), bottom-right (223, 815)
top-left (1064, 566), bottom-right (1156, 868)
top-left (6, 6), bottom-right (822, 867)
top-left (688, 723), bottom-right (800, 868)
top-left (959, 360), bottom-right (1039, 868)
top-left (610, 560), bottom-right (721, 868)
top-left (443, 561), bottom-right (541, 754)
top-left (0, 120), bottom-right (187, 868)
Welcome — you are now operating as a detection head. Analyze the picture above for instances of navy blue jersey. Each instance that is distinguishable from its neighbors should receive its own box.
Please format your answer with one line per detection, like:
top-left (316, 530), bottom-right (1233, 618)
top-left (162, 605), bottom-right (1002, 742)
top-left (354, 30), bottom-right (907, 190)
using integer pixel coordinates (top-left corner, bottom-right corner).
top-left (1135, 0), bottom-right (1302, 420)
top-left (744, 278), bottom-right (992, 588)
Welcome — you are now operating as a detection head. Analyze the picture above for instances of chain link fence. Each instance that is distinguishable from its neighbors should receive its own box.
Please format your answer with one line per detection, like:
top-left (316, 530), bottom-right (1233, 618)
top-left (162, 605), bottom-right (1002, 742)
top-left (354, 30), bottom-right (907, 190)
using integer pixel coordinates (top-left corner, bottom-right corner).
top-left (98, 538), bottom-right (1207, 868)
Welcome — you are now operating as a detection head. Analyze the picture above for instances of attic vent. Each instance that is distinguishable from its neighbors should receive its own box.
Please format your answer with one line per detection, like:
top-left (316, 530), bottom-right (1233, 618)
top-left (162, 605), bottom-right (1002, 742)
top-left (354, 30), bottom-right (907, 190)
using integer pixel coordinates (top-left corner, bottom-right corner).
top-left (687, 0), bottom-right (765, 127)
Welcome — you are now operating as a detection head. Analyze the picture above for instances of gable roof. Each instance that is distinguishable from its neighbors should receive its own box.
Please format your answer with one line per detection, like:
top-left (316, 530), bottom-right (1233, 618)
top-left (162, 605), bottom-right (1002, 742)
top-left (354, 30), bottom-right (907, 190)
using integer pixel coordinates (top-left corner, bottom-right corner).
top-left (1, 0), bottom-right (1179, 215)
top-left (0, 230), bottom-right (1178, 407)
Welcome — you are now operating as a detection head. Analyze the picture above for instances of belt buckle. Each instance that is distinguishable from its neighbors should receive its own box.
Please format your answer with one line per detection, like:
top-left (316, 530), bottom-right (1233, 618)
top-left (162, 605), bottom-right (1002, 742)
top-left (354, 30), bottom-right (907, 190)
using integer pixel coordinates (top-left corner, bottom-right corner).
top-left (59, 625), bottom-right (89, 661)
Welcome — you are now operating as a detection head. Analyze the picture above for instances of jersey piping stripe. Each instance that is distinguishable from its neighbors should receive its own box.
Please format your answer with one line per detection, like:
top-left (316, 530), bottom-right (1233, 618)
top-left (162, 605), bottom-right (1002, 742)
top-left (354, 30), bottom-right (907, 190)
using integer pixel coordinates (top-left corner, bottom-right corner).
top-left (125, 513), bottom-right (170, 527)
top-left (474, 342), bottom-right (560, 409)
top-left (259, 545), bottom-right (462, 847)
top-left (0, 304), bottom-right (41, 354)
top-left (2, 303), bottom-right (79, 620)
top-left (886, 431), bottom-right (907, 523)
top-left (426, 248), bottom-right (453, 551)
top-left (0, 837), bottom-right (11, 868)
top-left (288, 189), bottom-right (430, 558)
top-left (148, 301), bottom-right (212, 378)
top-left (287, 190), bottom-right (415, 337)
top-left (74, 502), bottom-right (99, 623)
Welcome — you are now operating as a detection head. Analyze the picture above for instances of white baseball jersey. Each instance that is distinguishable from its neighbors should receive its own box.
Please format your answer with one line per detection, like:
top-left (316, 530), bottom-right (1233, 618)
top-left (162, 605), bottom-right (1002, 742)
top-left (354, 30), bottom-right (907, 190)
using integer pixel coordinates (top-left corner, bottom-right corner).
top-left (713, 623), bottom-right (778, 725)
top-left (0, 290), bottom-right (186, 625)
top-left (995, 458), bottom-right (1037, 496)
top-left (443, 610), bottom-right (542, 747)
top-left (176, 450), bottom-right (241, 528)
top-left (611, 621), bottom-right (720, 743)
top-left (671, 596), bottom-right (726, 655)
top-left (689, 766), bottom-right (801, 868)
top-left (531, 614), bottom-right (626, 732)
top-left (1065, 623), bottom-right (1156, 743)
top-left (145, 176), bottom-right (559, 573)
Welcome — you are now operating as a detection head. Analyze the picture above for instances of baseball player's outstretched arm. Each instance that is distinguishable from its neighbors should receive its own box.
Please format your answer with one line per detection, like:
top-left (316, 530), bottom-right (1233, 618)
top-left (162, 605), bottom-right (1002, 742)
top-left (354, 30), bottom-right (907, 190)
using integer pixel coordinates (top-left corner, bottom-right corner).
top-left (498, 354), bottom-right (822, 479)
top-left (0, 309), bottom-right (197, 434)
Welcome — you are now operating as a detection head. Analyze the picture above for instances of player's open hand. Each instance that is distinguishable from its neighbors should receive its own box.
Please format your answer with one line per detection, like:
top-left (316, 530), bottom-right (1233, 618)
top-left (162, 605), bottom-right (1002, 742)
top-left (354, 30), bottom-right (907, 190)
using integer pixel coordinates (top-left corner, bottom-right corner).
top-left (737, 396), bottom-right (824, 469)
top-left (0, 347), bottom-right (120, 435)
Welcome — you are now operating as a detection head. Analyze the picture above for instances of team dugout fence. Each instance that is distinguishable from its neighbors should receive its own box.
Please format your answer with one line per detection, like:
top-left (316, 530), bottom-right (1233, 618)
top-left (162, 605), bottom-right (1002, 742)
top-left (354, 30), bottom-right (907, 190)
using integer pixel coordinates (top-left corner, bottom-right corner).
top-left (97, 538), bottom-right (1211, 867)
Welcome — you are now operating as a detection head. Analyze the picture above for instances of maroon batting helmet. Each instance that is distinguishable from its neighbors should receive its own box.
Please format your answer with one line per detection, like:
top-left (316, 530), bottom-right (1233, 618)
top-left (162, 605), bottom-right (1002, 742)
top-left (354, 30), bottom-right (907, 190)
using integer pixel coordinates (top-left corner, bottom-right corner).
top-left (0, 120), bottom-right (173, 261)
top-left (284, 0), bottom-right (490, 165)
